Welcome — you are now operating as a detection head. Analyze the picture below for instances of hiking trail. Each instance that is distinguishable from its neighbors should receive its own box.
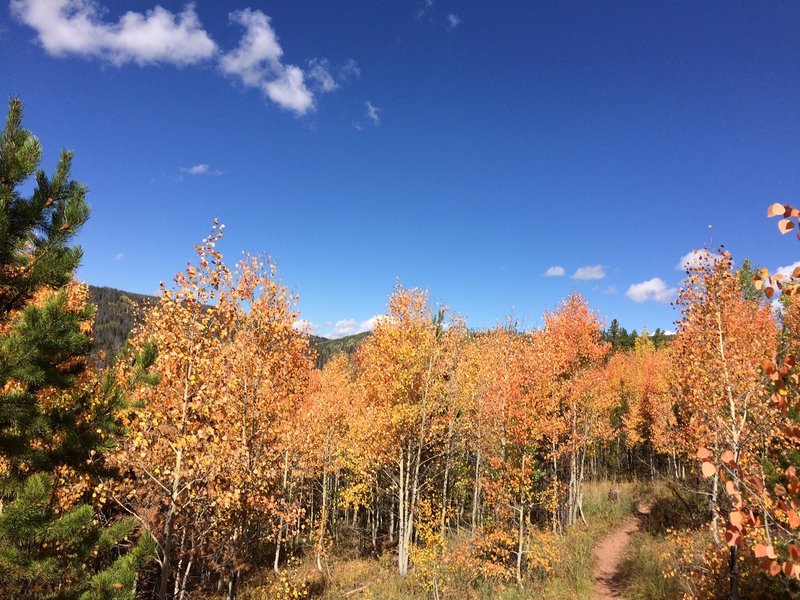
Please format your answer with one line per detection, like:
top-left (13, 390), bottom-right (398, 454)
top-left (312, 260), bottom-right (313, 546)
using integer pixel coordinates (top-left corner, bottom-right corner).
top-left (592, 502), bottom-right (651, 599)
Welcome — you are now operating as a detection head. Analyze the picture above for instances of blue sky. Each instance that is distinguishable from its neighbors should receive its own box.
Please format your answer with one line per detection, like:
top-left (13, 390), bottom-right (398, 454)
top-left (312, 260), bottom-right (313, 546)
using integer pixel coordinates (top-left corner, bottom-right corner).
top-left (3, 1), bottom-right (800, 337)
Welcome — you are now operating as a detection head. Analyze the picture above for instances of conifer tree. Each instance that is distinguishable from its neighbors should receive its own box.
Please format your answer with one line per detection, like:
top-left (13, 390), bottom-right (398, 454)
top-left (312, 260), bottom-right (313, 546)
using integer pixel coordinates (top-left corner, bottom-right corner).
top-left (0, 97), bottom-right (153, 598)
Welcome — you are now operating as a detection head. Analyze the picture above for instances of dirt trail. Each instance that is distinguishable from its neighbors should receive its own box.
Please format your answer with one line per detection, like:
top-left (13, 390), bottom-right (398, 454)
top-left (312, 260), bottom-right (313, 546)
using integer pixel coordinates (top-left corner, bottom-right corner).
top-left (592, 502), bottom-right (651, 599)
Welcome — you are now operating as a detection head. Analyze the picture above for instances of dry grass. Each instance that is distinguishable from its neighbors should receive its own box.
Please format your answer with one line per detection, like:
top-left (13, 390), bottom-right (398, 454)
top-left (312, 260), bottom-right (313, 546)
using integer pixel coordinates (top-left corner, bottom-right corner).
top-left (233, 481), bottom-right (640, 600)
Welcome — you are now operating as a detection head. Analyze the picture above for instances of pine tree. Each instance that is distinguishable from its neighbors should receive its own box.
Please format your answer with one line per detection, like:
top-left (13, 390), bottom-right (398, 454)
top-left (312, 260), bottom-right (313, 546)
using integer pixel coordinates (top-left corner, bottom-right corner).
top-left (736, 257), bottom-right (763, 302)
top-left (0, 97), bottom-right (154, 598)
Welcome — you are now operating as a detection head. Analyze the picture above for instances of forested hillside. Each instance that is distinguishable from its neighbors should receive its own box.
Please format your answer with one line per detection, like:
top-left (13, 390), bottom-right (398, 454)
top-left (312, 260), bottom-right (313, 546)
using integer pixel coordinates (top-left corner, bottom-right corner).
top-left (88, 285), bottom-right (368, 366)
top-left (88, 285), bottom-right (156, 362)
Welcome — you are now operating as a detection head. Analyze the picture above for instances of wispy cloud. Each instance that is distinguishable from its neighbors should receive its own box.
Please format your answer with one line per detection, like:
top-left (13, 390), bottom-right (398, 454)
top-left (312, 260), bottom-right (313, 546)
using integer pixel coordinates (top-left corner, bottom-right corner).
top-left (114, 252), bottom-right (124, 261)
top-left (571, 265), bottom-right (606, 281)
top-left (307, 57), bottom-right (361, 93)
top-left (416, 0), bottom-right (434, 20)
top-left (339, 58), bottom-right (361, 82)
top-left (626, 277), bottom-right (677, 303)
top-left (307, 58), bottom-right (338, 92)
top-left (544, 265), bottom-right (565, 277)
top-left (11, 0), bottom-right (217, 66)
top-left (365, 101), bottom-right (381, 126)
top-left (446, 14), bottom-right (462, 30)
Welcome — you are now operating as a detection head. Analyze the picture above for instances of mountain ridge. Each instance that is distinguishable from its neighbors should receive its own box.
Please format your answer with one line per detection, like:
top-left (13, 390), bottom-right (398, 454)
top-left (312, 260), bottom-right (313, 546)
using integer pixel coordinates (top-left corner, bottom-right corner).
top-left (87, 285), bottom-right (368, 366)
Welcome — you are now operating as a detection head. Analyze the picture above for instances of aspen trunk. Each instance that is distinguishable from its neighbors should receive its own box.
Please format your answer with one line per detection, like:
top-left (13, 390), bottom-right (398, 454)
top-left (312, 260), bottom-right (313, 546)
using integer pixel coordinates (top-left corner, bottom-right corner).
top-left (516, 455), bottom-right (526, 587)
top-left (440, 419), bottom-right (454, 537)
top-left (275, 449), bottom-right (290, 574)
top-left (398, 448), bottom-right (408, 576)
top-left (471, 447), bottom-right (481, 535)
top-left (316, 469), bottom-right (329, 571)
top-left (158, 361), bottom-right (193, 600)
top-left (710, 471), bottom-right (721, 545)
top-left (389, 492), bottom-right (395, 542)
top-left (178, 554), bottom-right (193, 600)
top-left (173, 525), bottom-right (187, 600)
top-left (568, 450), bottom-right (578, 526)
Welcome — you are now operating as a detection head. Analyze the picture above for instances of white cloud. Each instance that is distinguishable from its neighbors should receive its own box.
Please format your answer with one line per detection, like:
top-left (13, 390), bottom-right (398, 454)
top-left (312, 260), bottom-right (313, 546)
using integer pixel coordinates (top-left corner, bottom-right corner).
top-left (114, 252), bottom-right (124, 261)
top-left (365, 101), bottom-right (381, 126)
top-left (179, 163), bottom-right (222, 177)
top-left (13, 3), bottom-right (351, 117)
top-left (264, 66), bottom-right (312, 113)
top-left (603, 286), bottom-right (617, 295)
top-left (626, 278), bottom-right (677, 303)
top-left (11, 0), bottom-right (217, 66)
top-left (182, 163), bottom-right (208, 175)
top-left (676, 249), bottom-right (720, 271)
top-left (220, 9), bottom-right (314, 115)
top-left (571, 265), bottom-right (606, 281)
top-left (775, 260), bottom-right (800, 279)
top-left (293, 319), bottom-right (318, 335)
top-left (446, 14), bottom-right (462, 29)
top-left (544, 266), bottom-right (565, 277)
top-left (326, 315), bottom-right (381, 339)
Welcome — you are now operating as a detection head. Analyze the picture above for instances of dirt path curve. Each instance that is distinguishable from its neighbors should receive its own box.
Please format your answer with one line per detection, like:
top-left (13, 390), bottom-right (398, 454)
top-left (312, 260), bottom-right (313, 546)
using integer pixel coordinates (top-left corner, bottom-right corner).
top-left (592, 502), bottom-right (651, 599)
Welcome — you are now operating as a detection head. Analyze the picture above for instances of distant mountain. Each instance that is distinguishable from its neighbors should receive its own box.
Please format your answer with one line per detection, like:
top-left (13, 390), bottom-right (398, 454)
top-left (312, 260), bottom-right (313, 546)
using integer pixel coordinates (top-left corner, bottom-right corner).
top-left (86, 285), bottom-right (369, 367)
top-left (87, 286), bottom-right (155, 363)
top-left (311, 331), bottom-right (370, 368)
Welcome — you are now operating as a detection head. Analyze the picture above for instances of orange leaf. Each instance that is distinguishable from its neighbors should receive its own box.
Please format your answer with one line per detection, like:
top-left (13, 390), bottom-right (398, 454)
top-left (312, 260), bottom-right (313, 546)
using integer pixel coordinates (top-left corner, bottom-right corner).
top-left (729, 510), bottom-right (743, 528)
top-left (755, 544), bottom-right (778, 559)
top-left (768, 202), bottom-right (786, 217)
top-left (697, 447), bottom-right (711, 460)
top-left (779, 219), bottom-right (795, 234)
top-left (720, 450), bottom-right (735, 464)
top-left (701, 461), bottom-right (717, 478)
top-left (748, 476), bottom-right (765, 493)
top-left (770, 560), bottom-right (782, 576)
top-left (788, 510), bottom-right (800, 529)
